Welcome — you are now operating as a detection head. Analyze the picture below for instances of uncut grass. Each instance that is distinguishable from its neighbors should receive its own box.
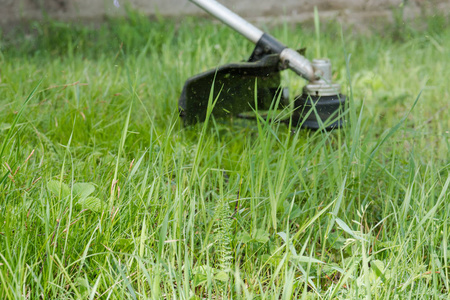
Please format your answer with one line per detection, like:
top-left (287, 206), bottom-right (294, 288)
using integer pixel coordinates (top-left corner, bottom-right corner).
top-left (1, 11), bottom-right (449, 299)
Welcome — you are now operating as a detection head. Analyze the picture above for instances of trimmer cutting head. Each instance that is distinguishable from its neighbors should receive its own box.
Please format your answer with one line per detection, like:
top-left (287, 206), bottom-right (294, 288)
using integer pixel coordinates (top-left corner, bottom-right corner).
top-left (292, 59), bottom-right (346, 129)
top-left (179, 0), bottom-right (346, 130)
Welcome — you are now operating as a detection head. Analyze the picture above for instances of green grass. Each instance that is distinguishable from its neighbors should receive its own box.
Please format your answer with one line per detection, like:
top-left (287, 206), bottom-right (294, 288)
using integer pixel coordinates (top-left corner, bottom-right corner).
top-left (0, 10), bottom-right (449, 299)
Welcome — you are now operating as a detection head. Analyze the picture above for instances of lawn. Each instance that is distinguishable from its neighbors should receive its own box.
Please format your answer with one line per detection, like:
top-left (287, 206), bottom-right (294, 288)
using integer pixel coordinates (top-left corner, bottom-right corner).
top-left (0, 10), bottom-right (449, 299)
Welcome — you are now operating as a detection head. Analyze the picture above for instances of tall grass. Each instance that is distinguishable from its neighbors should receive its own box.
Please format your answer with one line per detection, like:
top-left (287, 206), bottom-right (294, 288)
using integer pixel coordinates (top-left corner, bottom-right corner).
top-left (0, 10), bottom-right (449, 299)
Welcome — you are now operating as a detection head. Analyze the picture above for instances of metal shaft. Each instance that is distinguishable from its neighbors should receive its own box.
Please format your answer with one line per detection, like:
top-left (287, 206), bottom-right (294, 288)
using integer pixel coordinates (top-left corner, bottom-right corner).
top-left (189, 0), bottom-right (315, 81)
top-left (189, 0), bottom-right (264, 44)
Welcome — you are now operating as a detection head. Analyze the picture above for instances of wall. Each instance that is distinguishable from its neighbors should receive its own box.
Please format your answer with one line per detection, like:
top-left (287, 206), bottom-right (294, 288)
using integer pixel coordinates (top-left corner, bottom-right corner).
top-left (0, 0), bottom-right (448, 27)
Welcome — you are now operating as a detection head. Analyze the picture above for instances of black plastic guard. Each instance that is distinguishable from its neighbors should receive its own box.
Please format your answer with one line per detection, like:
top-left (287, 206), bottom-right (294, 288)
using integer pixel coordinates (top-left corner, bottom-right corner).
top-left (178, 54), bottom-right (285, 124)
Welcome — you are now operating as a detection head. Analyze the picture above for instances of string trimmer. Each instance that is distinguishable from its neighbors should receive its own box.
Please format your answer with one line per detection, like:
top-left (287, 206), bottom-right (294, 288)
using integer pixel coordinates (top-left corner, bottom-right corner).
top-left (179, 0), bottom-right (346, 130)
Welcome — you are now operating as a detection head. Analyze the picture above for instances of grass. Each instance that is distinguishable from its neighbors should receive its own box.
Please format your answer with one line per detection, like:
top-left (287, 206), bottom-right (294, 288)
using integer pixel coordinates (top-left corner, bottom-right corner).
top-left (0, 10), bottom-right (449, 299)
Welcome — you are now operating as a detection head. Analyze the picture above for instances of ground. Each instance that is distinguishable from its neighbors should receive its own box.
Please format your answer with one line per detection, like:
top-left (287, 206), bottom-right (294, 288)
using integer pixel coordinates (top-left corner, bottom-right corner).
top-left (0, 11), bottom-right (449, 299)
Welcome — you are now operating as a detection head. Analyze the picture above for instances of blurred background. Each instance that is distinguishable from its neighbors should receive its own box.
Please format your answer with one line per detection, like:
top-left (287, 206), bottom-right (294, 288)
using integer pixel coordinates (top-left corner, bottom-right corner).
top-left (1, 0), bottom-right (449, 29)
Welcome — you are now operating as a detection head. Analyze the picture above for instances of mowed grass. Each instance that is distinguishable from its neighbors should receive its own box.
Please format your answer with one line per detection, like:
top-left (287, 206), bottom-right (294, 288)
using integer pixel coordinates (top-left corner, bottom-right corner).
top-left (0, 10), bottom-right (449, 299)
